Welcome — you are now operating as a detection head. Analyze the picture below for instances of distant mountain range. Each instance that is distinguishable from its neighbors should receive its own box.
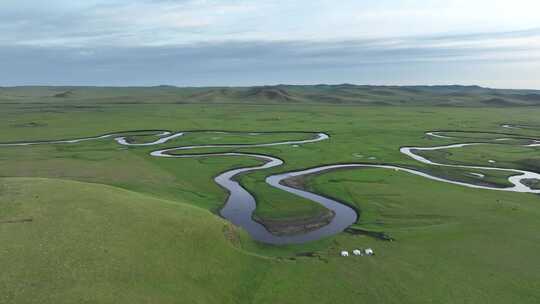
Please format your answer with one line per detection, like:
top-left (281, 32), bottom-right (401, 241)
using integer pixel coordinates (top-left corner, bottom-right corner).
top-left (2, 84), bottom-right (540, 106)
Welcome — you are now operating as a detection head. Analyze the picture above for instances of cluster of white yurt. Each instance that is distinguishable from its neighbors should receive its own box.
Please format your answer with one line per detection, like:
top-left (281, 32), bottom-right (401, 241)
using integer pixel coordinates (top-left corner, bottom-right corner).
top-left (340, 248), bottom-right (374, 257)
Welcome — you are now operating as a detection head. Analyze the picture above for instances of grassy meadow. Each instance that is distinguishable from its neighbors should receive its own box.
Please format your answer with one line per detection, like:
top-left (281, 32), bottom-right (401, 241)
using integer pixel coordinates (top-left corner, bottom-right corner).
top-left (1, 87), bottom-right (540, 303)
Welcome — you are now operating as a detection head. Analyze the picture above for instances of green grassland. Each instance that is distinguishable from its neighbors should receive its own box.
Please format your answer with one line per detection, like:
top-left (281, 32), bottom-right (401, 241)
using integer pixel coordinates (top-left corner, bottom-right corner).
top-left (1, 87), bottom-right (540, 303)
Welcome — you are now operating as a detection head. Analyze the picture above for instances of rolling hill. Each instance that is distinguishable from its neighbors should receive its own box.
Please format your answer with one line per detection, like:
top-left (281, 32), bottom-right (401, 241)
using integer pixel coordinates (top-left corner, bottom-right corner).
top-left (1, 84), bottom-right (540, 106)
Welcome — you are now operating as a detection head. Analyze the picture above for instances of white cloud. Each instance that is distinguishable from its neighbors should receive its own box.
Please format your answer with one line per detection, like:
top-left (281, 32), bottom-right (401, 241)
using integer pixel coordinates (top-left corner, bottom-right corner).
top-left (1, 0), bottom-right (539, 88)
top-left (1, 0), bottom-right (539, 47)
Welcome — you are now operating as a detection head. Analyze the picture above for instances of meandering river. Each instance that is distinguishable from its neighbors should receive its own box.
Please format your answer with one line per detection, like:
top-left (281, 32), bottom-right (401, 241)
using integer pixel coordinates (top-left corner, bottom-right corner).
top-left (1, 126), bottom-right (538, 244)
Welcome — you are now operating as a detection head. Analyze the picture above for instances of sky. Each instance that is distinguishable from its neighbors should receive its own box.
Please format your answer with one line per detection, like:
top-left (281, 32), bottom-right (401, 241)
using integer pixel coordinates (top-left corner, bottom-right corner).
top-left (1, 0), bottom-right (540, 89)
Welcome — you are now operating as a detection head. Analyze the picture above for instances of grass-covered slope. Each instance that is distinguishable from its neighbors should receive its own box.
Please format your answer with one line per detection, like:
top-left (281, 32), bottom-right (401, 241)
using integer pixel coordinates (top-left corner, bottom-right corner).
top-left (0, 178), bottom-right (266, 304)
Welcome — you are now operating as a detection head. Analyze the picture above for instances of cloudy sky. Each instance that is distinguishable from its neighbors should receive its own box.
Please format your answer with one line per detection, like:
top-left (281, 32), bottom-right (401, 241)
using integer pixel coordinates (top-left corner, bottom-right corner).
top-left (2, 0), bottom-right (540, 88)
